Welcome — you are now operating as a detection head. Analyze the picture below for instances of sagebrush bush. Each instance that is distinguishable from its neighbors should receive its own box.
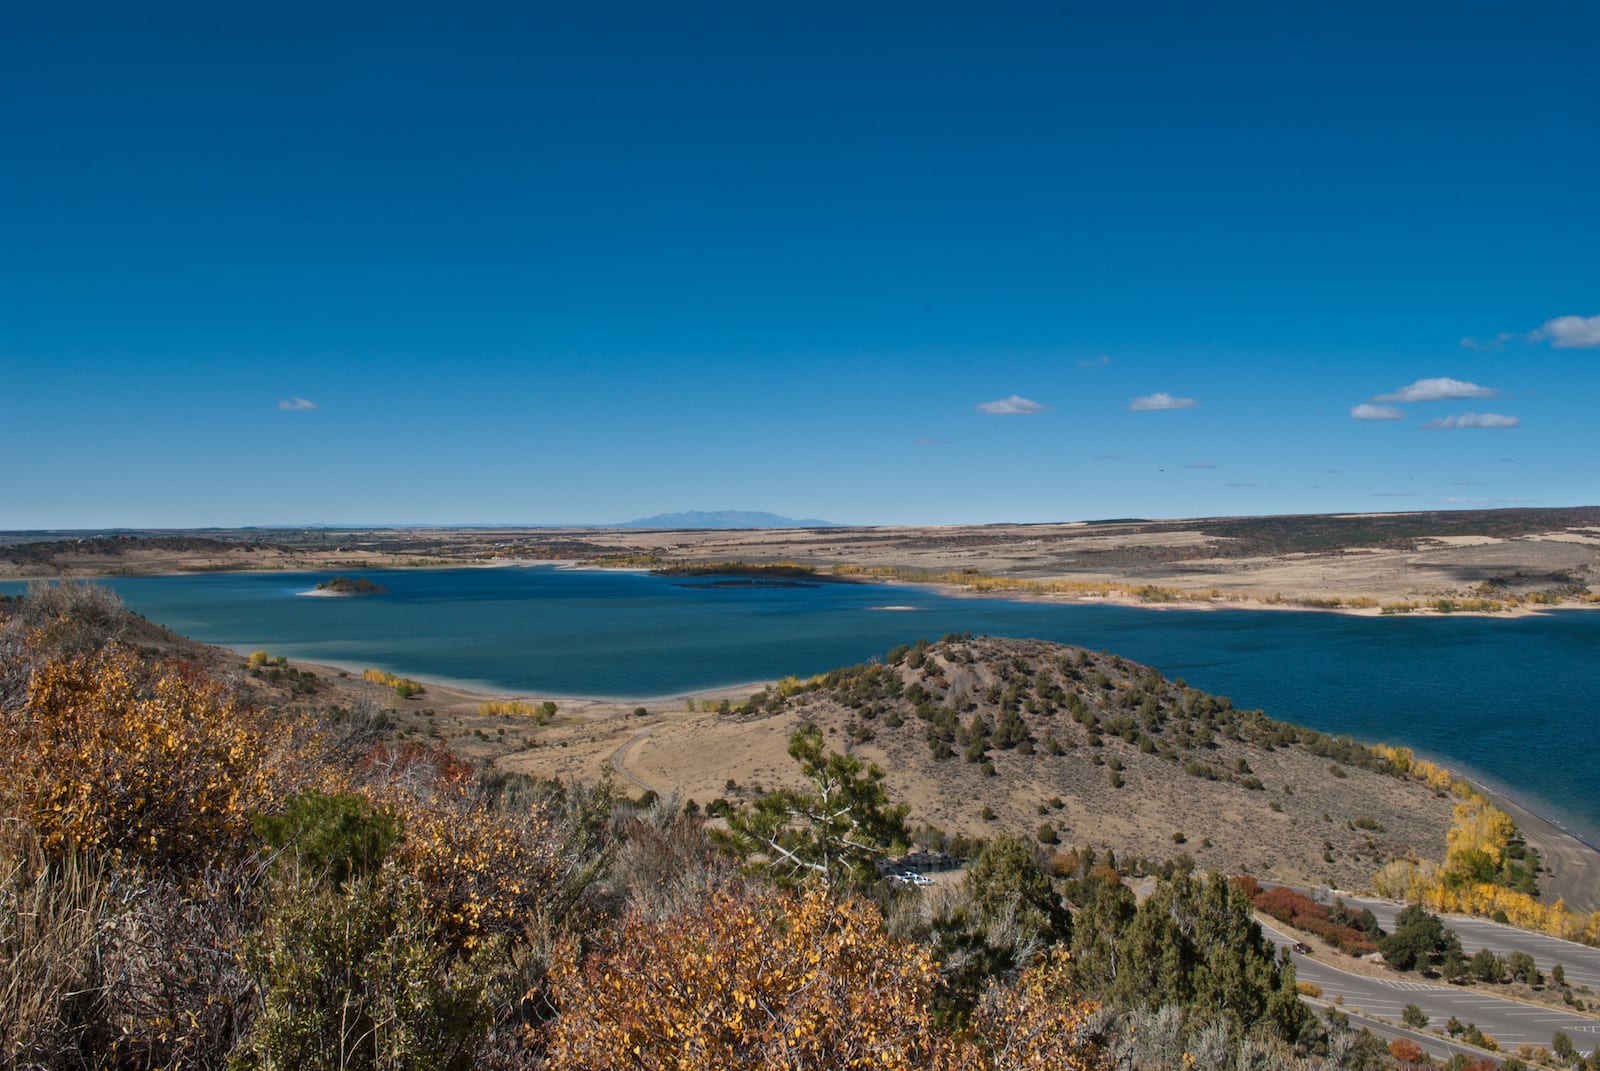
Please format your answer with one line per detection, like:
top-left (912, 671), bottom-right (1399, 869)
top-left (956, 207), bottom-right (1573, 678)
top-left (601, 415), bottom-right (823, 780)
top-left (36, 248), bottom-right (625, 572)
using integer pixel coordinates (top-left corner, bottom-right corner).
top-left (235, 871), bottom-right (501, 1071)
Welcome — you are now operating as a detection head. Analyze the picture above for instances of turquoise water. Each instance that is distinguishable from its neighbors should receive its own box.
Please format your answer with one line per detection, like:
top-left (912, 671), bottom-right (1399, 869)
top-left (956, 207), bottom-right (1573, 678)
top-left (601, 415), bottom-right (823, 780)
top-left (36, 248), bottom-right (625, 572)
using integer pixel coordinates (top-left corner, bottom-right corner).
top-left (7, 567), bottom-right (1598, 842)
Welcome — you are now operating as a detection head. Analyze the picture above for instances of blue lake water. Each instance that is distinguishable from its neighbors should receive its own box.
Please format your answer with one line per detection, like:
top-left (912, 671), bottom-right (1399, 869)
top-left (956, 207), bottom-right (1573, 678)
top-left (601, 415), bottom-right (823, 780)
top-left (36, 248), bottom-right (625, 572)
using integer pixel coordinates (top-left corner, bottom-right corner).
top-left (7, 566), bottom-right (1598, 842)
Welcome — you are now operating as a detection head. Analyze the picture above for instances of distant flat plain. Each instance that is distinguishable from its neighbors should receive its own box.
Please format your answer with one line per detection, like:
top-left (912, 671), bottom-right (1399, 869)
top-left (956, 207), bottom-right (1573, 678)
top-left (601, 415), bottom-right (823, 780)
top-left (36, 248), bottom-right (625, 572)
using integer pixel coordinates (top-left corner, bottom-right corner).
top-left (6, 506), bottom-right (1600, 614)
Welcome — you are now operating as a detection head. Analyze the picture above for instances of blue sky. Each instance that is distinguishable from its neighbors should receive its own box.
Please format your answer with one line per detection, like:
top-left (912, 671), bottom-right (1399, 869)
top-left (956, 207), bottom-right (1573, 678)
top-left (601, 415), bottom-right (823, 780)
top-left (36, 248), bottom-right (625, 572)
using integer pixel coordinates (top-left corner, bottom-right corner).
top-left (3, 2), bottom-right (1596, 528)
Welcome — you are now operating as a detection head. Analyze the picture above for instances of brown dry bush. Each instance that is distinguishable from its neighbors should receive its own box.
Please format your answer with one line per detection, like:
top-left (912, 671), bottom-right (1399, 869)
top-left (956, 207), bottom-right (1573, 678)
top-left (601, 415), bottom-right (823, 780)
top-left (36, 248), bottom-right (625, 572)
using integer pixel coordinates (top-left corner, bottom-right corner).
top-left (544, 882), bottom-right (948, 1070)
top-left (95, 861), bottom-right (264, 1070)
top-left (608, 792), bottom-right (733, 920)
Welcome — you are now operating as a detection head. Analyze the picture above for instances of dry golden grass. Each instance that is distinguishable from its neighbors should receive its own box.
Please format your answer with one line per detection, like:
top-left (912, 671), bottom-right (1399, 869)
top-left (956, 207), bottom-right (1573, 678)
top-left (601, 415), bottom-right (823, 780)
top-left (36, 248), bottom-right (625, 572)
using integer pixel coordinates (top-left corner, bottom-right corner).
top-left (0, 827), bottom-right (109, 1068)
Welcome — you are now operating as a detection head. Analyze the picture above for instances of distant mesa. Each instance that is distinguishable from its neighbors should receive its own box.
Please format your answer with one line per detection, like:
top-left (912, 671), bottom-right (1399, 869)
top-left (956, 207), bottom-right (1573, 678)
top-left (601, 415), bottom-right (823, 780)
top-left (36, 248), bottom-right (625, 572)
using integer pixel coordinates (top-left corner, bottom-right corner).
top-left (617, 510), bottom-right (840, 530)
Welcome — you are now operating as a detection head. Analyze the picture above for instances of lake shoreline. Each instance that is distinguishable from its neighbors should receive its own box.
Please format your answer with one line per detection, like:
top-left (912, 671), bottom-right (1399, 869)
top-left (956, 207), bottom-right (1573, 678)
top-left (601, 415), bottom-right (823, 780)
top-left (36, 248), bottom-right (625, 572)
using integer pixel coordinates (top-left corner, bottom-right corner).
top-left (287, 657), bottom-right (1600, 916)
top-left (9, 557), bottom-right (1600, 620)
top-left (9, 566), bottom-right (1599, 868)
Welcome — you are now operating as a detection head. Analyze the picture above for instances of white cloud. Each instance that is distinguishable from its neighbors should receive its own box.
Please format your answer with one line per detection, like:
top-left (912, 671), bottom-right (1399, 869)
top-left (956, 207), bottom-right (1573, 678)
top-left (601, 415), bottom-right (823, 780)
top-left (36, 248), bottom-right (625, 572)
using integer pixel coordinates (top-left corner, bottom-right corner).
top-left (1129, 392), bottom-right (1196, 411)
top-left (1076, 355), bottom-right (1112, 368)
top-left (1184, 462), bottom-right (1217, 470)
top-left (1091, 454), bottom-right (1120, 461)
top-left (976, 394), bottom-right (1049, 415)
top-left (1460, 332), bottom-right (1518, 351)
top-left (277, 397), bottom-right (317, 411)
top-left (1226, 482), bottom-right (1267, 488)
top-left (915, 437), bottom-right (951, 446)
top-left (1350, 403), bottom-right (1405, 421)
top-left (1531, 314), bottom-right (1600, 349)
top-left (1421, 412), bottom-right (1520, 430)
top-left (1372, 377), bottom-right (1497, 403)
top-left (1373, 491), bottom-right (1424, 498)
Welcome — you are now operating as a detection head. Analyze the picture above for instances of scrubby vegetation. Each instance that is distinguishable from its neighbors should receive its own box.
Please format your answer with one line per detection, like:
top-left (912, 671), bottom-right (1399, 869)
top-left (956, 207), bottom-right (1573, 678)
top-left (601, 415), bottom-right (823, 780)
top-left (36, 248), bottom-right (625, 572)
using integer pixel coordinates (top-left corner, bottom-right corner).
top-left (828, 565), bottom-right (1598, 613)
top-left (363, 667), bottom-right (426, 699)
top-left (478, 699), bottom-right (557, 721)
top-left (1, 583), bottom-right (1440, 1070)
top-left (1249, 882), bottom-right (1381, 957)
top-left (1372, 785), bottom-right (1600, 946)
top-left (314, 576), bottom-right (387, 595)
top-left (730, 634), bottom-right (1432, 782)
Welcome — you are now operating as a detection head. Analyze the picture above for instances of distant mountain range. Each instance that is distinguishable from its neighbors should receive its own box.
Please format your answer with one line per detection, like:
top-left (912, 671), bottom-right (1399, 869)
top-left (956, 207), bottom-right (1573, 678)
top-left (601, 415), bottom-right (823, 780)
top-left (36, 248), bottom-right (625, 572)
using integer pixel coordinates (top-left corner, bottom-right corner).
top-left (617, 510), bottom-right (841, 529)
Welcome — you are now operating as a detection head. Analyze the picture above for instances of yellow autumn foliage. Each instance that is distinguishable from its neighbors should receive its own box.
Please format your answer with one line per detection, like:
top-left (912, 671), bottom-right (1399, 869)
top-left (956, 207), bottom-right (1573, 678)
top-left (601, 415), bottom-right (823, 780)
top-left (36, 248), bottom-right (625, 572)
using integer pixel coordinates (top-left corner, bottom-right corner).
top-left (946, 948), bottom-right (1108, 1071)
top-left (546, 884), bottom-right (946, 1070)
top-left (391, 798), bottom-right (566, 952)
top-left (1373, 778), bottom-right (1600, 949)
top-left (1446, 796), bottom-right (1517, 869)
top-left (0, 646), bottom-right (282, 869)
top-left (478, 699), bottom-right (534, 717)
top-left (544, 883), bottom-right (1110, 1071)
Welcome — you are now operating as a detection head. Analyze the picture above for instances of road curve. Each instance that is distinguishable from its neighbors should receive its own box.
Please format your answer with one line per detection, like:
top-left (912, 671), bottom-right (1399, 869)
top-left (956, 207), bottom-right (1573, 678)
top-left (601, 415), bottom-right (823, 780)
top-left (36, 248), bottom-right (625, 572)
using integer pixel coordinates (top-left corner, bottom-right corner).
top-left (1260, 919), bottom-right (1600, 1058)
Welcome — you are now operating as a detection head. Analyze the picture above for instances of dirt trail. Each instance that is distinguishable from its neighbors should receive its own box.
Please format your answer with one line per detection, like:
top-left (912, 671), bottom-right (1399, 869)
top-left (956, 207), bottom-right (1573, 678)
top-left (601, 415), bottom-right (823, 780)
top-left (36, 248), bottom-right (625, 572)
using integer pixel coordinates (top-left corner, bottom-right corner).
top-left (610, 726), bottom-right (661, 795)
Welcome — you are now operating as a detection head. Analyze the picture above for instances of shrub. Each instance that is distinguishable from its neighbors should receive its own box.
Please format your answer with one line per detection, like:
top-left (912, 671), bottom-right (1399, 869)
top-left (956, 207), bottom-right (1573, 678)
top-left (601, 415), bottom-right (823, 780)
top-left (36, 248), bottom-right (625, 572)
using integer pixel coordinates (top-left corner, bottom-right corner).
top-left (1293, 914), bottom-right (1378, 956)
top-left (544, 885), bottom-right (946, 1070)
top-left (1253, 885), bottom-right (1321, 924)
top-left (235, 872), bottom-right (500, 1071)
top-left (0, 646), bottom-right (289, 870)
top-left (255, 791), bottom-right (402, 889)
top-left (363, 669), bottom-right (425, 699)
top-left (478, 700), bottom-right (534, 717)
top-left (954, 949), bottom-right (1106, 1070)
top-left (1391, 1038), bottom-right (1429, 1066)
top-left (390, 788), bottom-right (575, 953)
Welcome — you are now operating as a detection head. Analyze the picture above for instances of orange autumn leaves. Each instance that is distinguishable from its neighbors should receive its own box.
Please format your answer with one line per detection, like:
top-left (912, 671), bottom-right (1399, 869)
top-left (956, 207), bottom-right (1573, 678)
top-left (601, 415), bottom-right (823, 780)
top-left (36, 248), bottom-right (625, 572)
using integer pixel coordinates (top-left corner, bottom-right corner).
top-left (546, 883), bottom-right (1107, 1071)
top-left (0, 646), bottom-right (283, 869)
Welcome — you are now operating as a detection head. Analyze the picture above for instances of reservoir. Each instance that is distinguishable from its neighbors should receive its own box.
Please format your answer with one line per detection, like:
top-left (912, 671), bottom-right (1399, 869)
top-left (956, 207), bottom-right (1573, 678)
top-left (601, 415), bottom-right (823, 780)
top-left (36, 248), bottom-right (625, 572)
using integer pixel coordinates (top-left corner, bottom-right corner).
top-left (7, 566), bottom-right (1597, 842)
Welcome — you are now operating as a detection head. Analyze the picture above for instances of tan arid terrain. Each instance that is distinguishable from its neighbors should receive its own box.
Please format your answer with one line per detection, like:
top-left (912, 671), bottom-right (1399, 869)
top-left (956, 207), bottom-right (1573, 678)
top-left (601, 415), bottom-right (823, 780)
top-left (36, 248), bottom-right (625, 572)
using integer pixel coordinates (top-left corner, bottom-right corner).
top-left (12, 586), bottom-right (1598, 914)
top-left (7, 508), bottom-right (1600, 613)
top-left (265, 634), bottom-right (1597, 912)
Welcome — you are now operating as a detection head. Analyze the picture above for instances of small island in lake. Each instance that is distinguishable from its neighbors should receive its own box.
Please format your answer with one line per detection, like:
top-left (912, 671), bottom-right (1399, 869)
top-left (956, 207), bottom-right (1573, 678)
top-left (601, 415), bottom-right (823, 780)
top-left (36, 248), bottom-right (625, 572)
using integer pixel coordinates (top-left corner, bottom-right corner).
top-left (312, 576), bottom-right (387, 596)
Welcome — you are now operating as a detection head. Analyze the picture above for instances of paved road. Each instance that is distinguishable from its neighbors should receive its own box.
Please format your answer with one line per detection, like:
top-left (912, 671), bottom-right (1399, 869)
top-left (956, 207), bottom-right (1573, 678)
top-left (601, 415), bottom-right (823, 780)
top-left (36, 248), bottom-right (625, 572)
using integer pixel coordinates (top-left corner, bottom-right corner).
top-left (1309, 1002), bottom-right (1534, 1064)
top-left (1261, 919), bottom-right (1600, 1057)
top-left (1320, 891), bottom-right (1600, 991)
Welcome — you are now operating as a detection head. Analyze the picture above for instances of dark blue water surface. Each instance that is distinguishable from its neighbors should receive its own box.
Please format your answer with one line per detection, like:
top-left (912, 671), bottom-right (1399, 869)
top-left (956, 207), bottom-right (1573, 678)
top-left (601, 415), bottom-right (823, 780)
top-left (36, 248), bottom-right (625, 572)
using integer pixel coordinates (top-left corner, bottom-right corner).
top-left (7, 567), bottom-right (1597, 840)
